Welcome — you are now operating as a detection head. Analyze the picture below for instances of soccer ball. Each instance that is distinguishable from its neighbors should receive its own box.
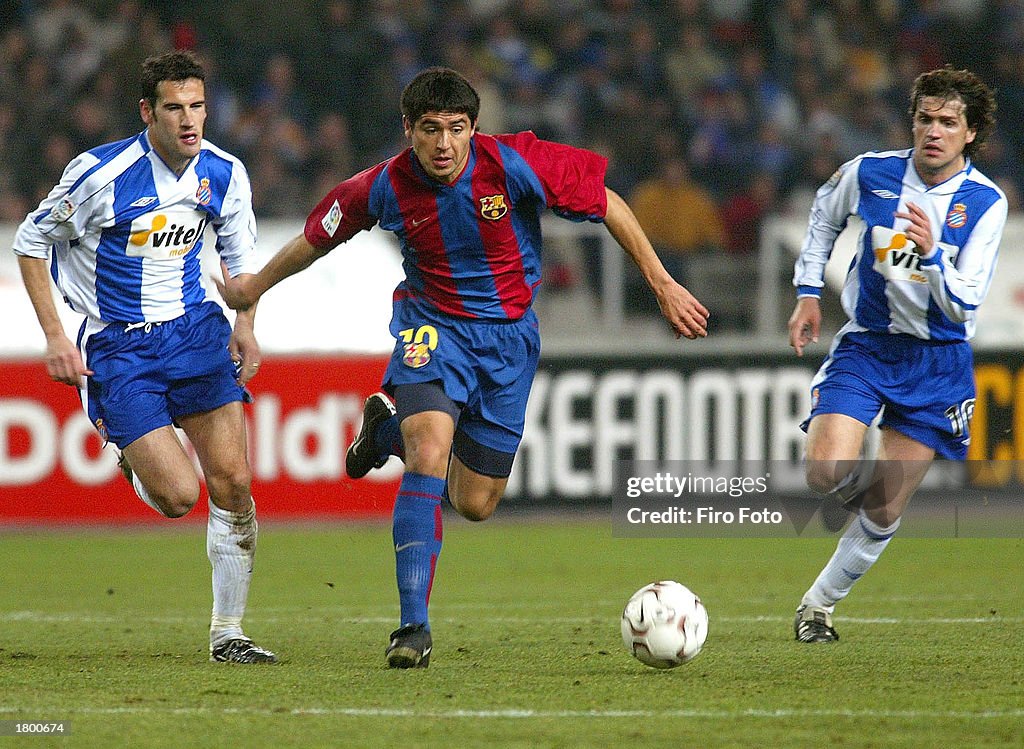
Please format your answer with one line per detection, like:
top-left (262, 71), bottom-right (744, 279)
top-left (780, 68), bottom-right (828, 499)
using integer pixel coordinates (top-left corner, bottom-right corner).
top-left (621, 580), bottom-right (708, 669)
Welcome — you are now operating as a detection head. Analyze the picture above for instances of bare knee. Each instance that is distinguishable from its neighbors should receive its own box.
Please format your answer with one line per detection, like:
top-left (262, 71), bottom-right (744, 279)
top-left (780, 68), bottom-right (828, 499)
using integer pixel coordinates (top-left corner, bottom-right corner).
top-left (151, 479), bottom-right (202, 518)
top-left (205, 465), bottom-right (253, 512)
top-left (805, 461), bottom-right (845, 495)
top-left (804, 415), bottom-right (868, 494)
top-left (448, 474), bottom-right (505, 521)
top-left (450, 490), bottom-right (500, 522)
top-left (160, 502), bottom-right (193, 519)
top-left (404, 439), bottom-right (451, 477)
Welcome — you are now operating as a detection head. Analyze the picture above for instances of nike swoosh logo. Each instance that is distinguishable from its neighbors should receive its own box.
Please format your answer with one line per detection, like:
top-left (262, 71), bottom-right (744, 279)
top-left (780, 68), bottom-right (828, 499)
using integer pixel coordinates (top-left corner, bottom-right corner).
top-left (411, 217), bottom-right (429, 226)
top-left (395, 541), bottom-right (426, 552)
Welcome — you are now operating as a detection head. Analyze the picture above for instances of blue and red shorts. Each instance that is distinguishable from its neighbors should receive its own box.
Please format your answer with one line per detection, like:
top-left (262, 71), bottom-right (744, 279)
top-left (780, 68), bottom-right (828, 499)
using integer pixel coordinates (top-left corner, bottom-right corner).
top-left (383, 298), bottom-right (541, 461)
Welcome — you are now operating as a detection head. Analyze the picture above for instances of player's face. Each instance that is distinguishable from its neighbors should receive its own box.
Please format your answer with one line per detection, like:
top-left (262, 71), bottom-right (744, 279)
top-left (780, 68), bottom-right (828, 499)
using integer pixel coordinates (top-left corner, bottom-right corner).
top-left (405, 111), bottom-right (476, 184)
top-left (140, 78), bottom-right (206, 175)
top-left (911, 95), bottom-right (975, 185)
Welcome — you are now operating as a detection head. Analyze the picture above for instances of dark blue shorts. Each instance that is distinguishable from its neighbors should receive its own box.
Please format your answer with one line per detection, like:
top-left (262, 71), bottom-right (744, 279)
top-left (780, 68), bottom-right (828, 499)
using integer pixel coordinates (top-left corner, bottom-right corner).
top-left (804, 330), bottom-right (976, 460)
top-left (79, 301), bottom-right (245, 449)
top-left (383, 299), bottom-right (541, 457)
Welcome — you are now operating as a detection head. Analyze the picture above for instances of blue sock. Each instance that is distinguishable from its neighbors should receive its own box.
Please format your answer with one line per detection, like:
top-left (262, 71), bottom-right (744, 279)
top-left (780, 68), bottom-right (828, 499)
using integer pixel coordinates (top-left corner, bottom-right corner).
top-left (375, 414), bottom-right (404, 461)
top-left (392, 472), bottom-right (445, 630)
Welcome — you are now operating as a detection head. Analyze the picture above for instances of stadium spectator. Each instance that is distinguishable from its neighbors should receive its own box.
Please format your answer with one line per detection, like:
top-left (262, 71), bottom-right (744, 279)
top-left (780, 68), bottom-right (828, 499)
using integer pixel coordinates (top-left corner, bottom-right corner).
top-left (619, 19), bottom-right (671, 101)
top-left (749, 121), bottom-right (796, 183)
top-left (304, 111), bottom-right (356, 189)
top-left (661, 21), bottom-right (729, 121)
top-left (720, 170), bottom-right (778, 257)
top-left (0, 26), bottom-right (32, 114)
top-left (28, 0), bottom-right (97, 60)
top-left (601, 83), bottom-right (669, 190)
top-left (788, 67), bottom-right (1005, 643)
top-left (307, 0), bottom-right (378, 125)
top-left (0, 101), bottom-right (22, 218)
top-left (11, 50), bottom-right (277, 665)
top-left (727, 44), bottom-right (800, 135)
top-left (3, 0), bottom-right (1024, 333)
top-left (250, 52), bottom-right (311, 128)
top-left (214, 66), bottom-right (709, 669)
top-left (36, 134), bottom-right (76, 202)
top-left (628, 153), bottom-right (725, 314)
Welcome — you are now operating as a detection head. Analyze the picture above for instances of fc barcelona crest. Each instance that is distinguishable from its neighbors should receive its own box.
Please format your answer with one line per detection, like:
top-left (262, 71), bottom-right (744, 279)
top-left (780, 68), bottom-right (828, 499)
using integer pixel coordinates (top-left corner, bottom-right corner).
top-left (403, 341), bottom-right (431, 368)
top-left (196, 178), bottom-right (212, 206)
top-left (946, 202), bottom-right (967, 229)
top-left (479, 194), bottom-right (508, 220)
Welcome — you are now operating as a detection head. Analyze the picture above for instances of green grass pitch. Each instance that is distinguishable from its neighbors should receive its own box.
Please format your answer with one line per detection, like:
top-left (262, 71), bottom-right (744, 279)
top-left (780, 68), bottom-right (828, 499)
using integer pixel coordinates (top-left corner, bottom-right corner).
top-left (1, 516), bottom-right (1022, 748)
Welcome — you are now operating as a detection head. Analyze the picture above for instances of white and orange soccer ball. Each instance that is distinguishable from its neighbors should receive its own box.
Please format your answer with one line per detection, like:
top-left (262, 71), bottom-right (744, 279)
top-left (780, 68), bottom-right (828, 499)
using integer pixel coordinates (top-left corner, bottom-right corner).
top-left (621, 580), bottom-right (708, 669)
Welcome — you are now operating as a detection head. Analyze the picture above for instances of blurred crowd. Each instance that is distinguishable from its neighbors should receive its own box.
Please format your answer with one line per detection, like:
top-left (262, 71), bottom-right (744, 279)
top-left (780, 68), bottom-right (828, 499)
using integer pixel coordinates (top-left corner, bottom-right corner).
top-left (2, 0), bottom-right (1023, 327)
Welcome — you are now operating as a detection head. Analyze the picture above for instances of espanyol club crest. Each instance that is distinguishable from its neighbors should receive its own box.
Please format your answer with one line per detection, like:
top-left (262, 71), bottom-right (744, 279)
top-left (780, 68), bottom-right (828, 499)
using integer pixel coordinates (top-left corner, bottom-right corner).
top-left (94, 418), bottom-right (109, 445)
top-left (403, 341), bottom-right (431, 368)
top-left (195, 177), bottom-right (212, 206)
top-left (479, 194), bottom-right (508, 220)
top-left (946, 202), bottom-right (967, 229)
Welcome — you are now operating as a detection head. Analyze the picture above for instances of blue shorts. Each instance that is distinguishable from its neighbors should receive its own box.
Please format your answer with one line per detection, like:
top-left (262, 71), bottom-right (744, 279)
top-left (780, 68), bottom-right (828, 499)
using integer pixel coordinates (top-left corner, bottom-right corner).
top-left (804, 330), bottom-right (976, 460)
top-left (79, 301), bottom-right (245, 449)
top-left (383, 299), bottom-right (541, 457)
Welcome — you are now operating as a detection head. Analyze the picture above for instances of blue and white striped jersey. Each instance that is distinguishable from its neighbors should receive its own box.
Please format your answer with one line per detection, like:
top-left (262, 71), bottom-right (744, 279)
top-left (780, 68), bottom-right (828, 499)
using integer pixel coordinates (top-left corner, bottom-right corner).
top-left (13, 130), bottom-right (259, 324)
top-left (793, 149), bottom-right (1006, 341)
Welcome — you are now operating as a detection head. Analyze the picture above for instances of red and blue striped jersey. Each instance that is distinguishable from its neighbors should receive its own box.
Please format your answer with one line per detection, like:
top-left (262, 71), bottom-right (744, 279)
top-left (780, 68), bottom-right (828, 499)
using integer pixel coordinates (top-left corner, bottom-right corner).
top-left (304, 131), bottom-right (608, 320)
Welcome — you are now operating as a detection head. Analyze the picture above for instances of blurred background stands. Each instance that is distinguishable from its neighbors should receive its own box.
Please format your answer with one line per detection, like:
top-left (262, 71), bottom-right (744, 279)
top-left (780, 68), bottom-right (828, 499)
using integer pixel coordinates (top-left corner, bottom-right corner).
top-left (1, 0), bottom-right (1021, 341)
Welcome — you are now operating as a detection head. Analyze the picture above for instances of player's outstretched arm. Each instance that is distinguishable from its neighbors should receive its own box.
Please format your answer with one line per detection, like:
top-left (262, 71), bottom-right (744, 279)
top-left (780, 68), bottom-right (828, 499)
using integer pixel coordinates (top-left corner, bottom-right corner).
top-left (602, 187), bottom-right (709, 339)
top-left (215, 233), bottom-right (329, 311)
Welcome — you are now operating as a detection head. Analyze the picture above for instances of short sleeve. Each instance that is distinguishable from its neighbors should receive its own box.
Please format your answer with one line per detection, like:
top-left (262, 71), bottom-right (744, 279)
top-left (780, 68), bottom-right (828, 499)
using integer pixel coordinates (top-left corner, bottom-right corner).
top-left (304, 162), bottom-right (387, 250)
top-left (496, 131), bottom-right (608, 221)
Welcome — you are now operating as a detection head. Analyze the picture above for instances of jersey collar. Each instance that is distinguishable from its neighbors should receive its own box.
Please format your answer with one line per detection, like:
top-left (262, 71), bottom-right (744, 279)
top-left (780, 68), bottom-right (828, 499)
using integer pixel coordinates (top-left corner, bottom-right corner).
top-left (141, 129), bottom-right (199, 181)
top-left (907, 150), bottom-right (971, 194)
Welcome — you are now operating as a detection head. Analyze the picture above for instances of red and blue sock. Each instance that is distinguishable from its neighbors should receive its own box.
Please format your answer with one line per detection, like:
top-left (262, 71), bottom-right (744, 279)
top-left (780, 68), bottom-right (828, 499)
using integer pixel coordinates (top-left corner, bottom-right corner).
top-left (392, 472), bottom-right (444, 630)
top-left (375, 413), bottom-right (404, 462)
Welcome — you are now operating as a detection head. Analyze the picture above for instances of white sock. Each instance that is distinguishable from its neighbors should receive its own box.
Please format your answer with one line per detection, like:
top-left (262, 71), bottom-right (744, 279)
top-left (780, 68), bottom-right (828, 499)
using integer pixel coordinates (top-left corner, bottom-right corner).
top-left (802, 512), bottom-right (900, 612)
top-left (207, 498), bottom-right (257, 647)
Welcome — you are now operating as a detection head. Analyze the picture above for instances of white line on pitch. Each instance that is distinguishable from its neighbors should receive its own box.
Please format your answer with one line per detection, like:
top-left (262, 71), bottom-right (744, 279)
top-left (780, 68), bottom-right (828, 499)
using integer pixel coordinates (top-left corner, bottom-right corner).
top-left (0, 705), bottom-right (1022, 720)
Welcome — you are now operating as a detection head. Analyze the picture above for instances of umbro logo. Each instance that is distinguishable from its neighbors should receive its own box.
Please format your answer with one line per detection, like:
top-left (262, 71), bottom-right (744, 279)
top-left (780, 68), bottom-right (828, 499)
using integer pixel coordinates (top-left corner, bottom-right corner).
top-left (130, 196), bottom-right (159, 208)
top-left (871, 189), bottom-right (900, 199)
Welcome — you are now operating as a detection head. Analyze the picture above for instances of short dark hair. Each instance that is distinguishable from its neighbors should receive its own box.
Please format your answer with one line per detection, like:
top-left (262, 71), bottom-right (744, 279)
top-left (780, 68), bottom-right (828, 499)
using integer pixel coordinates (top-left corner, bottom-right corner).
top-left (909, 66), bottom-right (996, 159)
top-left (400, 67), bottom-right (479, 126)
top-left (141, 50), bottom-right (206, 105)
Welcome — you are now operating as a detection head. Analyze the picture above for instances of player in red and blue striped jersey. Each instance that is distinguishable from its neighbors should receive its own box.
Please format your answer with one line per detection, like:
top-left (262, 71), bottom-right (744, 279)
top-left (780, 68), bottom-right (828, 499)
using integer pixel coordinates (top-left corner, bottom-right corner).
top-left (217, 67), bottom-right (709, 667)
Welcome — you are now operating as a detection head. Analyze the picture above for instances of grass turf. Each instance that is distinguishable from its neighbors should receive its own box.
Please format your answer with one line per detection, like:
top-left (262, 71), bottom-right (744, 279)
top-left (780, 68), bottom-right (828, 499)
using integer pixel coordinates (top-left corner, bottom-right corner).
top-left (1, 517), bottom-right (1022, 748)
